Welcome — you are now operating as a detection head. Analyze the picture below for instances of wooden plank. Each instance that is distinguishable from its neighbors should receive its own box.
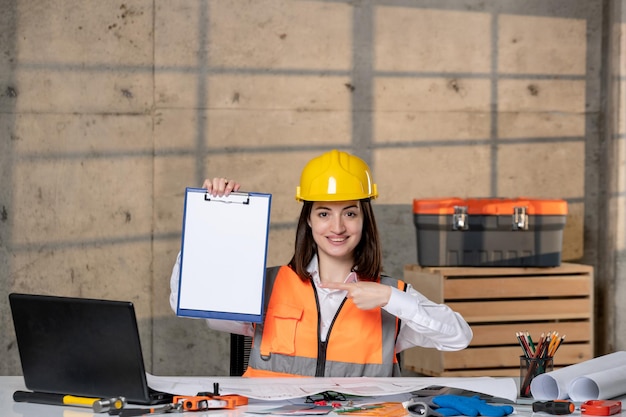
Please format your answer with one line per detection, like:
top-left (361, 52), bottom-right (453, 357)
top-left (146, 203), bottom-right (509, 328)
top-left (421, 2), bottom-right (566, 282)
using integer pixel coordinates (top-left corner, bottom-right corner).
top-left (440, 369), bottom-right (518, 377)
top-left (442, 344), bottom-right (592, 369)
top-left (402, 344), bottom-right (443, 375)
top-left (443, 276), bottom-right (591, 299)
top-left (403, 267), bottom-right (444, 303)
top-left (470, 321), bottom-right (592, 346)
top-left (430, 369), bottom-right (521, 377)
top-left (415, 263), bottom-right (593, 278)
top-left (448, 299), bottom-right (592, 322)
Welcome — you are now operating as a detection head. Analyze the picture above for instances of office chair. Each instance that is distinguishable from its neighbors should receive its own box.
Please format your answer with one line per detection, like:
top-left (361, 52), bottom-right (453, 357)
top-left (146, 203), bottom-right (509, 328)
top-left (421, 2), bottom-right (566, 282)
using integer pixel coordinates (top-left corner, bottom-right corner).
top-left (230, 334), bottom-right (252, 376)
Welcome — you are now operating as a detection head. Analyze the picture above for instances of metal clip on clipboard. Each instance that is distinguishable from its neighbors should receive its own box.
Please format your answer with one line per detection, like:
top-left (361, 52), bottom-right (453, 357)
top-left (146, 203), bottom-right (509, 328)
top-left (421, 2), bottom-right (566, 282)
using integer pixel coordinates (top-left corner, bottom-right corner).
top-left (204, 191), bottom-right (250, 204)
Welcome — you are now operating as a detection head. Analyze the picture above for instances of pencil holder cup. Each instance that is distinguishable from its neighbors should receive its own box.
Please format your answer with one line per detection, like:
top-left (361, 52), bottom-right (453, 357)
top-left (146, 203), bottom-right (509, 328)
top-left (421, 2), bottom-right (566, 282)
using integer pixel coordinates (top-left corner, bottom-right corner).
top-left (519, 356), bottom-right (553, 398)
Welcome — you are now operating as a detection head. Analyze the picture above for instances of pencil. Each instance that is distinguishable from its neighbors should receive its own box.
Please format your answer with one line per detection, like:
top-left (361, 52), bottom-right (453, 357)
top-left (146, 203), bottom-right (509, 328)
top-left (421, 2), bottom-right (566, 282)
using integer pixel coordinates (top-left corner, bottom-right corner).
top-left (550, 335), bottom-right (566, 357)
top-left (526, 331), bottom-right (536, 354)
top-left (516, 332), bottom-right (532, 358)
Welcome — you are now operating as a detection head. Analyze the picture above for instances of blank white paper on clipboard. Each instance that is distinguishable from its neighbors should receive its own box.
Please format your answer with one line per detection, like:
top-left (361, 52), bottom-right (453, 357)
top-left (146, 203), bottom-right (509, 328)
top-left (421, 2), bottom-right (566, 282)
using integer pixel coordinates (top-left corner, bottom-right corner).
top-left (176, 187), bottom-right (272, 322)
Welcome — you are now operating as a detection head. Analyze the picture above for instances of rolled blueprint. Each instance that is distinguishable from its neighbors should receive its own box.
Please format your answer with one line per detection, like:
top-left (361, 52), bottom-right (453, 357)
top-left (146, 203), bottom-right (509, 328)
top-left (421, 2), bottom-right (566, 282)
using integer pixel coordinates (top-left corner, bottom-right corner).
top-left (568, 364), bottom-right (626, 401)
top-left (529, 351), bottom-right (626, 400)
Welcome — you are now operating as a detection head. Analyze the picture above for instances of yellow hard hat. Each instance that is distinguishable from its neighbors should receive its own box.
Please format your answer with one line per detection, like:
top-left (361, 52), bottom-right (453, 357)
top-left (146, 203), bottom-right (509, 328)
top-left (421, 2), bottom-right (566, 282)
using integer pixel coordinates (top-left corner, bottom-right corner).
top-left (295, 150), bottom-right (378, 201)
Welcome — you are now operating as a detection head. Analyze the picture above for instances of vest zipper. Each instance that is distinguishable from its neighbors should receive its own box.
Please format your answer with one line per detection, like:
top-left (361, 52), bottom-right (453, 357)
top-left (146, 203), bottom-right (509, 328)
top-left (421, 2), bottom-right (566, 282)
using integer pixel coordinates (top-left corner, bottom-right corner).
top-left (312, 281), bottom-right (326, 377)
top-left (315, 293), bottom-right (347, 377)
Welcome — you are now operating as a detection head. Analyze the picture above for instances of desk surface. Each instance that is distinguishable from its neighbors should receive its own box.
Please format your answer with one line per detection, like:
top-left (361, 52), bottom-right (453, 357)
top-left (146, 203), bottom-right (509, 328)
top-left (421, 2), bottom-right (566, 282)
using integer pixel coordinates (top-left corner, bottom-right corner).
top-left (1, 376), bottom-right (243, 417)
top-left (1, 376), bottom-right (624, 417)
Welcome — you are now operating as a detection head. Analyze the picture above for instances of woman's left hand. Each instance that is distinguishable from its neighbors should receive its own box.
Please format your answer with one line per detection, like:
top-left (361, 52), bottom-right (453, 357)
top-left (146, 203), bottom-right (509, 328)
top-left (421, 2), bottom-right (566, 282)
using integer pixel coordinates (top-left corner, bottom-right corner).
top-left (321, 281), bottom-right (392, 310)
top-left (202, 177), bottom-right (241, 197)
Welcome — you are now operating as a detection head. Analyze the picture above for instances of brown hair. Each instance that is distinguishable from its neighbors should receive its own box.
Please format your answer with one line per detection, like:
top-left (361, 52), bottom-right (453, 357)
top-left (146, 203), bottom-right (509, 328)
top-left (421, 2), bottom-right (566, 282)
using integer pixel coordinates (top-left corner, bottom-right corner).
top-left (288, 199), bottom-right (383, 281)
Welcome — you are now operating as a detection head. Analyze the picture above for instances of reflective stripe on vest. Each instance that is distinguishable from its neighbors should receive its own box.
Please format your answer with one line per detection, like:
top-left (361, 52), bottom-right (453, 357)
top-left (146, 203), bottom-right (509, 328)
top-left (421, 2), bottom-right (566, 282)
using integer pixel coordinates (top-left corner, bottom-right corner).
top-left (244, 266), bottom-right (405, 377)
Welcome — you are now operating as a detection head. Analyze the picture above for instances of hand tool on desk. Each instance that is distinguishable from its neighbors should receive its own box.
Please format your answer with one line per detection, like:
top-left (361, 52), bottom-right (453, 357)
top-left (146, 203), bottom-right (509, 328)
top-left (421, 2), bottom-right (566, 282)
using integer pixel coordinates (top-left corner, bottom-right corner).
top-left (93, 397), bottom-right (128, 413)
top-left (173, 394), bottom-right (232, 411)
top-left (172, 381), bottom-right (248, 411)
top-left (532, 400), bottom-right (575, 415)
top-left (580, 400), bottom-right (622, 416)
top-left (13, 390), bottom-right (126, 412)
top-left (112, 402), bottom-right (182, 417)
top-left (406, 401), bottom-right (439, 417)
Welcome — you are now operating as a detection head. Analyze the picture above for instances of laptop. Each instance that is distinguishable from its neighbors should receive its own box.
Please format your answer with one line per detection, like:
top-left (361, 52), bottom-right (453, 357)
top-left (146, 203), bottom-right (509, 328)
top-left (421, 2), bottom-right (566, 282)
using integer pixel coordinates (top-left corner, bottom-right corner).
top-left (9, 293), bottom-right (173, 405)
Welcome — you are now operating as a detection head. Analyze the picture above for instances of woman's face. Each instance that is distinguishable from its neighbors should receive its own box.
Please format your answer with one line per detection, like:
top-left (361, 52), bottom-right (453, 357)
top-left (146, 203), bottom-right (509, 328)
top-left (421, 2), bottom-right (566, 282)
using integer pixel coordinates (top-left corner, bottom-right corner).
top-left (308, 200), bottom-right (363, 262)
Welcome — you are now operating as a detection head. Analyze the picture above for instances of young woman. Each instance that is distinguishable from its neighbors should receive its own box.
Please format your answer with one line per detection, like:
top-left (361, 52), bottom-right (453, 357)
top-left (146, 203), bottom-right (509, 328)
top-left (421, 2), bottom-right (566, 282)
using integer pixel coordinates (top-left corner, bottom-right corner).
top-left (170, 150), bottom-right (472, 377)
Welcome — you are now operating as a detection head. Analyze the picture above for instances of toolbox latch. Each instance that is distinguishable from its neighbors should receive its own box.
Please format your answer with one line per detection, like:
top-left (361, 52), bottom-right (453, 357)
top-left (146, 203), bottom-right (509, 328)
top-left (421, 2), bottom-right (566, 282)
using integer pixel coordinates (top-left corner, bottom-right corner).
top-left (513, 206), bottom-right (528, 230)
top-left (453, 206), bottom-right (469, 230)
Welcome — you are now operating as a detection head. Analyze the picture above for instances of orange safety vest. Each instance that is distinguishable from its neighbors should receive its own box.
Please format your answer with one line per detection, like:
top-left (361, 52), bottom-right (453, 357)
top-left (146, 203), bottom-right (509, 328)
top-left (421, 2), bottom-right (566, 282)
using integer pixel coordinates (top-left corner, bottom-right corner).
top-left (243, 265), bottom-right (406, 377)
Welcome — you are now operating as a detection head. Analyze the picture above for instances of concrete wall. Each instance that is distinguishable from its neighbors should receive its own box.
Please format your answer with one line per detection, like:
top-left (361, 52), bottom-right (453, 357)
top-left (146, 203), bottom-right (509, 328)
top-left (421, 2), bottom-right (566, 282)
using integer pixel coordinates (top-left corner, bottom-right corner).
top-left (614, 0), bottom-right (626, 359)
top-left (1, 0), bottom-right (623, 376)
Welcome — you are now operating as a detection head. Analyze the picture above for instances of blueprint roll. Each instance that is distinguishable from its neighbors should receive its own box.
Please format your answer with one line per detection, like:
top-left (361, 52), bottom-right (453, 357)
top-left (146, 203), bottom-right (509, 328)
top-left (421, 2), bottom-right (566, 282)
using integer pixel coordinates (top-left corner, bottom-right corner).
top-left (530, 351), bottom-right (626, 400)
top-left (568, 364), bottom-right (626, 401)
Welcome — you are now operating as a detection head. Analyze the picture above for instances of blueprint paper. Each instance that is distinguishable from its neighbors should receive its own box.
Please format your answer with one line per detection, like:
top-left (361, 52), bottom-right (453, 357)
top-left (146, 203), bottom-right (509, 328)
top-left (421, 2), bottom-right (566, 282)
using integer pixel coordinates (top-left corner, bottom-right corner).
top-left (568, 364), bottom-right (626, 401)
top-left (146, 375), bottom-right (518, 403)
top-left (530, 351), bottom-right (626, 400)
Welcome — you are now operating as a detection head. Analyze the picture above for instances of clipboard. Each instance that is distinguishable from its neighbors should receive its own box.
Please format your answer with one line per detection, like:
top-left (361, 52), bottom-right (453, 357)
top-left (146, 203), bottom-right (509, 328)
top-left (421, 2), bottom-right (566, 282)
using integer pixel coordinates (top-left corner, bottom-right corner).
top-left (176, 187), bottom-right (272, 322)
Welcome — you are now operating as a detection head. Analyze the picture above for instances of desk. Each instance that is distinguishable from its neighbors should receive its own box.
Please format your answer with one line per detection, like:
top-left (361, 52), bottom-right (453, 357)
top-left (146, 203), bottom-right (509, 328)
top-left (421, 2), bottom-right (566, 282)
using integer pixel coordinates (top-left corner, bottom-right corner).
top-left (1, 377), bottom-right (624, 417)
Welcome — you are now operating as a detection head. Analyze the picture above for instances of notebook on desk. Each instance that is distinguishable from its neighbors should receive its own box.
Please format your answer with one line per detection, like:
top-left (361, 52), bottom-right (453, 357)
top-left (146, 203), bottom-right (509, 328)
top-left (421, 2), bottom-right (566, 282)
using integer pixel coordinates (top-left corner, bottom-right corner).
top-left (8, 293), bottom-right (173, 405)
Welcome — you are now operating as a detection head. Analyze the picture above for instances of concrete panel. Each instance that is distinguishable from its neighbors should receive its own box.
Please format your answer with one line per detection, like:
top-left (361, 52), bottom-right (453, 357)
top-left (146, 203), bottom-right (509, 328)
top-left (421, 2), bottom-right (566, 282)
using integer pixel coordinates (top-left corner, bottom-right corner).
top-left (9, 1), bottom-right (153, 113)
top-left (207, 75), bottom-right (353, 111)
top-left (208, 0), bottom-right (353, 70)
top-left (374, 204), bottom-right (416, 282)
top-left (374, 147), bottom-right (493, 205)
top-left (11, 113), bottom-right (153, 154)
top-left (498, 79), bottom-right (586, 113)
top-left (618, 154), bottom-right (625, 253)
top-left (375, 111), bottom-right (491, 143)
top-left (153, 155), bottom-right (195, 248)
top-left (497, 142), bottom-right (585, 198)
top-left (375, 7), bottom-right (492, 73)
top-left (154, 1), bottom-right (202, 67)
top-left (12, 161), bottom-right (152, 244)
top-left (498, 112), bottom-right (585, 139)
top-left (155, 74), bottom-right (354, 110)
top-left (155, 107), bottom-right (352, 149)
top-left (498, 14), bottom-right (587, 75)
top-left (15, 1), bottom-right (153, 64)
top-left (155, 0), bottom-right (352, 70)
top-left (620, 80), bottom-right (626, 136)
top-left (375, 78), bottom-right (491, 112)
top-left (266, 227), bottom-right (296, 268)
top-left (206, 110), bottom-right (352, 148)
top-left (10, 70), bottom-right (153, 114)
top-left (561, 202), bottom-right (585, 261)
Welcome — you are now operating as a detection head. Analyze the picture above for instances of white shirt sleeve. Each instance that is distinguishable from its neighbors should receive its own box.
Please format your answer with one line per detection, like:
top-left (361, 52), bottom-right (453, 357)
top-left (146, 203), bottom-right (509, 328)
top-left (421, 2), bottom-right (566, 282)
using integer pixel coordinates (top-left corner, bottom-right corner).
top-left (383, 283), bottom-right (473, 352)
top-left (169, 252), bottom-right (254, 337)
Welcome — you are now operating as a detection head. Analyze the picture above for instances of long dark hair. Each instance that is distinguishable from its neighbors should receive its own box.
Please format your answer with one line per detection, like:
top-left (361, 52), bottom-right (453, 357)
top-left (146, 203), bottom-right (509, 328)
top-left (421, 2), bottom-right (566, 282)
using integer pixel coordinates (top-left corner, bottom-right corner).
top-left (288, 199), bottom-right (383, 281)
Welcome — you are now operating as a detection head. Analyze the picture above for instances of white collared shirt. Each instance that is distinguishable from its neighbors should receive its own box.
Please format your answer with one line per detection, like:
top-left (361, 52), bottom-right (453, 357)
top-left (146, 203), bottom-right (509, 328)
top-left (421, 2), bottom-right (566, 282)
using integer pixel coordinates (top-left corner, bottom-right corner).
top-left (306, 255), bottom-right (356, 341)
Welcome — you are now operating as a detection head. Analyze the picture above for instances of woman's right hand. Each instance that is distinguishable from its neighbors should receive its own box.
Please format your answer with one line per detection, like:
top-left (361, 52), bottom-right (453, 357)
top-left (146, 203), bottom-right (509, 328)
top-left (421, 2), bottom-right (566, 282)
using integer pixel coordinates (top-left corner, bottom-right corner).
top-left (202, 177), bottom-right (241, 197)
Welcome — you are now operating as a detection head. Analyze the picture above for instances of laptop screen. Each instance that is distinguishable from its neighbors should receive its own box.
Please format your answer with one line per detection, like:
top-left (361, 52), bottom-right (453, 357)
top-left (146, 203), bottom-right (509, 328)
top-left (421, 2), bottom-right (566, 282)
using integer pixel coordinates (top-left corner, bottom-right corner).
top-left (9, 293), bottom-right (170, 404)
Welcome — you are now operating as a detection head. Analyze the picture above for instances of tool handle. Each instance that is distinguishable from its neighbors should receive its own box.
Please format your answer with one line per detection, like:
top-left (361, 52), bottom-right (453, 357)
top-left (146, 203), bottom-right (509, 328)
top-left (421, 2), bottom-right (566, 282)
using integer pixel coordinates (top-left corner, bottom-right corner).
top-left (13, 390), bottom-right (98, 408)
top-left (532, 400), bottom-right (575, 415)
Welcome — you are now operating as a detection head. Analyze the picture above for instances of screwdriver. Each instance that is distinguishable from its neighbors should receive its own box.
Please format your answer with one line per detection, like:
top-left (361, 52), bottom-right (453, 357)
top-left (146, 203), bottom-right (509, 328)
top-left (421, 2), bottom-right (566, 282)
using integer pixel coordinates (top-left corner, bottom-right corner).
top-left (532, 400), bottom-right (576, 415)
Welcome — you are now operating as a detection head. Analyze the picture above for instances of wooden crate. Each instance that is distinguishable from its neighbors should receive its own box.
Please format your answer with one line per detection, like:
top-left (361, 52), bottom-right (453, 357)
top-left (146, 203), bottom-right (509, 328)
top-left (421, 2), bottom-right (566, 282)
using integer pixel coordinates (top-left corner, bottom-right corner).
top-left (402, 263), bottom-right (594, 377)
